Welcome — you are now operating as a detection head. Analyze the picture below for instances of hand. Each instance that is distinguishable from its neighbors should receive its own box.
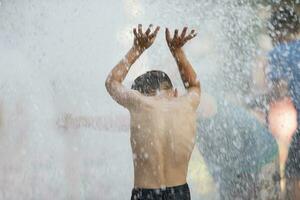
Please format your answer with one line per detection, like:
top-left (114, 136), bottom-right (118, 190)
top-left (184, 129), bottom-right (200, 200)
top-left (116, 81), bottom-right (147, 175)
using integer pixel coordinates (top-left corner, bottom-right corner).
top-left (133, 24), bottom-right (160, 52)
top-left (165, 27), bottom-right (197, 52)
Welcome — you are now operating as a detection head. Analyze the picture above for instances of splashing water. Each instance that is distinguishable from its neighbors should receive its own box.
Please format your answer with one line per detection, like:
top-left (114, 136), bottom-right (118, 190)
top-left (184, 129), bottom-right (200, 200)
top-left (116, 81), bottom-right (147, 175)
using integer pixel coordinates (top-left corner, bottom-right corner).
top-left (0, 0), bottom-right (279, 199)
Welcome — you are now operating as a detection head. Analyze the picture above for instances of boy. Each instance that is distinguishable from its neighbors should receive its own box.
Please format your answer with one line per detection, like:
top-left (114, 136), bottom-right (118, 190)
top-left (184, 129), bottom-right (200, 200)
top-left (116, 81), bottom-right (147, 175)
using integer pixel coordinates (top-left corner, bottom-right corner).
top-left (105, 24), bottom-right (200, 200)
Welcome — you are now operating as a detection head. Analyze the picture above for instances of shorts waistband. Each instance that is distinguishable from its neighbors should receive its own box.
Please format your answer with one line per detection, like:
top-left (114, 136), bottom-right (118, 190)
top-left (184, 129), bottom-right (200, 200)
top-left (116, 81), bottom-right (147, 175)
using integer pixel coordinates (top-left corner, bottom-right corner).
top-left (133, 183), bottom-right (189, 191)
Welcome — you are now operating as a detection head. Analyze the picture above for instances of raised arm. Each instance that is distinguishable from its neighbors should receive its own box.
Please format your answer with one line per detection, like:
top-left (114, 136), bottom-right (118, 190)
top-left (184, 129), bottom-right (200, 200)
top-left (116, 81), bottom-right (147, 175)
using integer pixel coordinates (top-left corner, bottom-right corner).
top-left (105, 24), bottom-right (160, 107)
top-left (165, 27), bottom-right (200, 95)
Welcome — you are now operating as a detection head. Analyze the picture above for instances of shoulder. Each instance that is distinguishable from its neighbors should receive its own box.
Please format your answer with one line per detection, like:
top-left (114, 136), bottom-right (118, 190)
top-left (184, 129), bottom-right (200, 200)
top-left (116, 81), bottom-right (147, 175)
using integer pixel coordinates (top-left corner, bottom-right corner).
top-left (179, 89), bottom-right (201, 110)
top-left (106, 81), bottom-right (149, 110)
top-left (126, 90), bottom-right (152, 111)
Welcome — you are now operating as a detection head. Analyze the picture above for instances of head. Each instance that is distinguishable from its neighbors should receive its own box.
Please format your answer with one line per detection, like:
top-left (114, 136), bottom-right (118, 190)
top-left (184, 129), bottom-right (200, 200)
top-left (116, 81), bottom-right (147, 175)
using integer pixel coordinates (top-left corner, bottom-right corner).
top-left (268, 6), bottom-right (300, 44)
top-left (131, 70), bottom-right (176, 97)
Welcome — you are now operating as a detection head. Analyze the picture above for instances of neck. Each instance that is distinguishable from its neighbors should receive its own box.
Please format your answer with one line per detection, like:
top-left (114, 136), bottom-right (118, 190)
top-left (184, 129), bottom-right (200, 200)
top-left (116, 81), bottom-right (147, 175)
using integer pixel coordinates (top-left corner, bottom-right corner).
top-left (156, 90), bottom-right (175, 98)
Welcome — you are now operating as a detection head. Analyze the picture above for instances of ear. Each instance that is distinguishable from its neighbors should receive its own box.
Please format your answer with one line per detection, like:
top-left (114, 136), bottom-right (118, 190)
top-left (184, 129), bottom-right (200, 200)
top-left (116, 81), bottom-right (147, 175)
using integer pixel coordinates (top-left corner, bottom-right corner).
top-left (174, 88), bottom-right (178, 97)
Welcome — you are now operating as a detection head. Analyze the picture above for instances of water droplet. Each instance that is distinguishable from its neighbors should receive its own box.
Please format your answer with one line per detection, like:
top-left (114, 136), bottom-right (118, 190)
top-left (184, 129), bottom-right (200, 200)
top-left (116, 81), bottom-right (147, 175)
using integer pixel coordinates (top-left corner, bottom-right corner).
top-left (144, 153), bottom-right (149, 159)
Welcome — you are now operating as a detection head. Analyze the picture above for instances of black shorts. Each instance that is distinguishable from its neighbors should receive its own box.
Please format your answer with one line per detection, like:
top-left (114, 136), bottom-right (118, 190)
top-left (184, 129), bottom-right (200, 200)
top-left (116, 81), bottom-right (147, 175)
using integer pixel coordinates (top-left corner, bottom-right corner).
top-left (131, 183), bottom-right (190, 200)
top-left (285, 128), bottom-right (300, 178)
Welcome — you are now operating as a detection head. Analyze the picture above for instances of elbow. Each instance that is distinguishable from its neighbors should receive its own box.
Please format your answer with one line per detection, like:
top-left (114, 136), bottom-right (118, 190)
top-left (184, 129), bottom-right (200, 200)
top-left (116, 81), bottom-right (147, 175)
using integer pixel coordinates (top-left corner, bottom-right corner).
top-left (190, 80), bottom-right (201, 91)
top-left (197, 81), bottom-right (201, 95)
top-left (105, 72), bottom-right (123, 94)
top-left (195, 84), bottom-right (201, 97)
top-left (105, 73), bottom-right (113, 92)
top-left (105, 76), bottom-right (119, 95)
top-left (189, 81), bottom-right (201, 96)
top-left (194, 80), bottom-right (201, 89)
top-left (105, 78), bottom-right (111, 91)
top-left (105, 79), bottom-right (114, 96)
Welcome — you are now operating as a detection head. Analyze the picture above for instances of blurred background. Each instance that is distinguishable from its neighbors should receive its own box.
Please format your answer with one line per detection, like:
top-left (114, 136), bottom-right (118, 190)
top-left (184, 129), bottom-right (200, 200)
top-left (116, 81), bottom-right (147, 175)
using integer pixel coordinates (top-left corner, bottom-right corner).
top-left (0, 0), bottom-right (299, 199)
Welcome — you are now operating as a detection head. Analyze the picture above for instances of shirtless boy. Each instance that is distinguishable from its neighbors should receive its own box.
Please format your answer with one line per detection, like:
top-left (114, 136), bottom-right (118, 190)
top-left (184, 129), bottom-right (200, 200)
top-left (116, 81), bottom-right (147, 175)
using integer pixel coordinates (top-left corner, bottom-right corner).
top-left (105, 24), bottom-right (200, 200)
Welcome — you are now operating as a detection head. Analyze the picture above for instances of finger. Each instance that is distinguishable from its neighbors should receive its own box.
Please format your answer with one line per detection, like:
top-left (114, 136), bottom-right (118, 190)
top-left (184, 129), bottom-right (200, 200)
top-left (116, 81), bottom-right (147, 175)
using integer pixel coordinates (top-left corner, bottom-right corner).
top-left (133, 28), bottom-right (138, 38)
top-left (184, 32), bottom-right (197, 42)
top-left (145, 24), bottom-right (153, 36)
top-left (150, 26), bottom-right (160, 38)
top-left (180, 27), bottom-right (188, 38)
top-left (165, 28), bottom-right (171, 42)
top-left (184, 30), bottom-right (197, 41)
top-left (190, 30), bottom-right (197, 38)
top-left (184, 33), bottom-right (197, 42)
top-left (173, 29), bottom-right (179, 39)
top-left (138, 24), bottom-right (143, 35)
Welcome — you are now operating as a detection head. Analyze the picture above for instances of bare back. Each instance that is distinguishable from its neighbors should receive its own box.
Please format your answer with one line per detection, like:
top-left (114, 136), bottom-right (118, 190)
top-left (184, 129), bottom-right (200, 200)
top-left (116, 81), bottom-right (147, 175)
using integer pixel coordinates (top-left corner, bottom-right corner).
top-left (129, 94), bottom-right (198, 188)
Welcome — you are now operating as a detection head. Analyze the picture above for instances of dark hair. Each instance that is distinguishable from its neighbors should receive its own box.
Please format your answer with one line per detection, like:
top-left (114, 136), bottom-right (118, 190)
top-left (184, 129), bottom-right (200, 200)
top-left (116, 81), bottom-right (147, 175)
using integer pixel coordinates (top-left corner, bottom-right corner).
top-left (131, 70), bottom-right (173, 95)
top-left (268, 6), bottom-right (300, 39)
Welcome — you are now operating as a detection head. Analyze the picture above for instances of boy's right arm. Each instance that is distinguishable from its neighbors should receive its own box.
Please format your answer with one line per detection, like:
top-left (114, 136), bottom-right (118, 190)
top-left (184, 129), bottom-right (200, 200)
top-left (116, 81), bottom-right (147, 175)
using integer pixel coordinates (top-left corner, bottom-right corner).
top-left (105, 24), bottom-right (160, 108)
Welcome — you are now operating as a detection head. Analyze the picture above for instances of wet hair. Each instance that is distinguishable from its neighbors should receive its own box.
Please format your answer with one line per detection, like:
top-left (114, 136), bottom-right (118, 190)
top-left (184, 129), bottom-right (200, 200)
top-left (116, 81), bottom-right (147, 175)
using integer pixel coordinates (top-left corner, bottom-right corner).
top-left (131, 70), bottom-right (173, 95)
top-left (268, 6), bottom-right (300, 39)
